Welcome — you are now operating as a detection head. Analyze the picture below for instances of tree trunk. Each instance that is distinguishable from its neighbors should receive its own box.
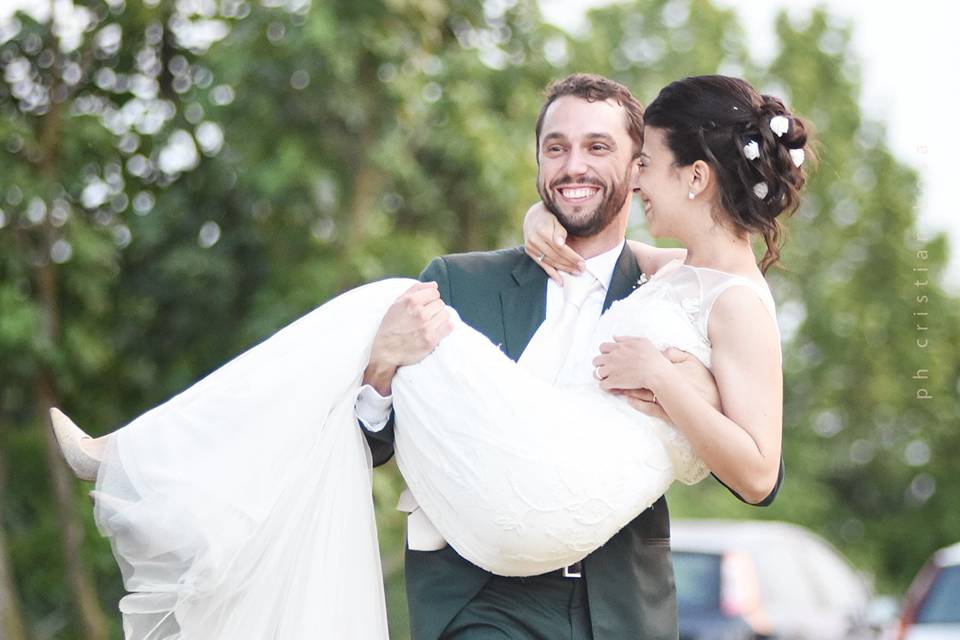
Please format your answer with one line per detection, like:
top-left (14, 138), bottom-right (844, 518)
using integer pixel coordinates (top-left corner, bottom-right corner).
top-left (33, 261), bottom-right (110, 640)
top-left (36, 375), bottom-right (110, 640)
top-left (30, 14), bottom-right (110, 633)
top-left (0, 527), bottom-right (27, 640)
top-left (0, 414), bottom-right (28, 640)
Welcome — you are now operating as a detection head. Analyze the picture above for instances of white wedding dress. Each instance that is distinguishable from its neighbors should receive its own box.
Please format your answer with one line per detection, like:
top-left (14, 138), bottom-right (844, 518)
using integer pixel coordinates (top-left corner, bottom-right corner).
top-left (91, 258), bottom-right (777, 639)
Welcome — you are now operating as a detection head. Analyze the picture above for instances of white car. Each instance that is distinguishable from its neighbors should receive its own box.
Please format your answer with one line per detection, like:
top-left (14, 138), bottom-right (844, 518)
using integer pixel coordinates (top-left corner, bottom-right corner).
top-left (896, 541), bottom-right (960, 639)
top-left (671, 519), bottom-right (882, 640)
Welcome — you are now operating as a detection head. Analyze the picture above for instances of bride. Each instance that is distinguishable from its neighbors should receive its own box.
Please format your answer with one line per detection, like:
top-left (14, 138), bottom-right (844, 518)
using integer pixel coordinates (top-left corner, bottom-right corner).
top-left (52, 74), bottom-right (810, 639)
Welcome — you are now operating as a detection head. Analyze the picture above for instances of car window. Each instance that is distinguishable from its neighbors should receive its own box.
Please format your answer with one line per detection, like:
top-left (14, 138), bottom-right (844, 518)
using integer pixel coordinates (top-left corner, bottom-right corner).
top-left (917, 566), bottom-right (960, 624)
top-left (673, 551), bottom-right (721, 611)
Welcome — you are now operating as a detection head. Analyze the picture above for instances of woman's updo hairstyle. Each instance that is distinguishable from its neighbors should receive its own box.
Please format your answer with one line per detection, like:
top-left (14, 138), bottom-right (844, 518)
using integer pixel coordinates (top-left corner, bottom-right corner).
top-left (643, 75), bottom-right (814, 273)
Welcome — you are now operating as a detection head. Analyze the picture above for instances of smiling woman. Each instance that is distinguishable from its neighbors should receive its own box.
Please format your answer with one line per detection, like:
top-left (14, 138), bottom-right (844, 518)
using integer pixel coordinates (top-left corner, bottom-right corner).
top-left (525, 73), bottom-right (817, 507)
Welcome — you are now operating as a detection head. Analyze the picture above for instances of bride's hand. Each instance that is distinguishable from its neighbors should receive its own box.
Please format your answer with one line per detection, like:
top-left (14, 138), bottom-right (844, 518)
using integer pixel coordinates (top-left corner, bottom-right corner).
top-left (592, 337), bottom-right (671, 392)
top-left (523, 202), bottom-right (585, 285)
top-left (614, 389), bottom-right (669, 421)
top-left (594, 340), bottom-right (722, 414)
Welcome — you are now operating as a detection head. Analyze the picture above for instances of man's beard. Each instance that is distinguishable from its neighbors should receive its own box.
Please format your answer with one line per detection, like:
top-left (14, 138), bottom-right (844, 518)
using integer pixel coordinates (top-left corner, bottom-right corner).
top-left (538, 167), bottom-right (632, 238)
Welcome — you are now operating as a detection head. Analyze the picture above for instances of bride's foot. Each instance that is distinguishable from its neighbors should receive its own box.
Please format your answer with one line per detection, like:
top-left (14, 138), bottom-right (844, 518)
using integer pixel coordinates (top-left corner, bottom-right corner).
top-left (49, 408), bottom-right (104, 482)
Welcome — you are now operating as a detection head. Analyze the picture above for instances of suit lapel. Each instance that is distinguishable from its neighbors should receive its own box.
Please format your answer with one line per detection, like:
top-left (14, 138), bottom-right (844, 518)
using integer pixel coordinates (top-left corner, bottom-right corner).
top-left (603, 243), bottom-right (642, 312)
top-left (499, 243), bottom-right (639, 360)
top-left (500, 257), bottom-right (548, 362)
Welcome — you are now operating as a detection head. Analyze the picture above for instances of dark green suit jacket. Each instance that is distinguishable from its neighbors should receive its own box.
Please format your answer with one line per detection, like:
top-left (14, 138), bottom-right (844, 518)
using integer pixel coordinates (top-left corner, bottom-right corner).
top-left (364, 245), bottom-right (781, 640)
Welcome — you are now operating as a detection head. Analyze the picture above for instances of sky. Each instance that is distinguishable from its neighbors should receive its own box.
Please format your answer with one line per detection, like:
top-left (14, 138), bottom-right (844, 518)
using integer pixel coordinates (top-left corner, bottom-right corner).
top-left (540, 0), bottom-right (959, 289)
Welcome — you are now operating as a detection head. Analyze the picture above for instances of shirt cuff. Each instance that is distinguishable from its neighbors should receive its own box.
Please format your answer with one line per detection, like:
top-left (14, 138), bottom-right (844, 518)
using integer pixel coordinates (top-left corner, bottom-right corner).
top-left (355, 384), bottom-right (394, 432)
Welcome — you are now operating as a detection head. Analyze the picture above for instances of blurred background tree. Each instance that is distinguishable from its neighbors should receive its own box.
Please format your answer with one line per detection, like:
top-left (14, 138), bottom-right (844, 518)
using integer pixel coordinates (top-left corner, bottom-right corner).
top-left (0, 0), bottom-right (955, 637)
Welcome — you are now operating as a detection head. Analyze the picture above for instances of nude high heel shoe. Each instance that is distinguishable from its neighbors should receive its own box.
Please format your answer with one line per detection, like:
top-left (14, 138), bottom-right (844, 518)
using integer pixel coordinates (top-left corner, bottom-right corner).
top-left (49, 408), bottom-right (101, 482)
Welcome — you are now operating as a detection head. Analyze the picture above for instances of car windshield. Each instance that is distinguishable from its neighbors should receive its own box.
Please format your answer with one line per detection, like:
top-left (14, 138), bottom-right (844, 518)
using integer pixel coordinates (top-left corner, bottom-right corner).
top-left (917, 565), bottom-right (960, 624)
top-left (673, 551), bottom-right (721, 611)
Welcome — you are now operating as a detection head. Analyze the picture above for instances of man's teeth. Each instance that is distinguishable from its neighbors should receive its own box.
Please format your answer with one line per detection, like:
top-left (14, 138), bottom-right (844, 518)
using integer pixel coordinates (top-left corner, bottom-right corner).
top-left (560, 187), bottom-right (598, 200)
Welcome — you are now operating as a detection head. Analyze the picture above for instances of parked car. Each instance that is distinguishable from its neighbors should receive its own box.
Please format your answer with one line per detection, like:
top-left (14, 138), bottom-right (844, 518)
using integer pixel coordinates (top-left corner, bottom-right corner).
top-left (671, 519), bottom-right (882, 640)
top-left (896, 541), bottom-right (960, 639)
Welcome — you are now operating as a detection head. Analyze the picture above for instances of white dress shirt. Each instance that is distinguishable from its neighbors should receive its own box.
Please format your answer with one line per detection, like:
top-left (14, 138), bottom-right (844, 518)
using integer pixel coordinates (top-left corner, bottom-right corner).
top-left (355, 240), bottom-right (626, 428)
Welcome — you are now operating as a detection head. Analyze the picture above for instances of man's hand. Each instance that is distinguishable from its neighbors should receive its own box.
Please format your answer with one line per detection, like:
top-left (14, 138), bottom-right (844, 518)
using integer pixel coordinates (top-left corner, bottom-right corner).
top-left (663, 347), bottom-right (721, 412)
top-left (363, 282), bottom-right (454, 396)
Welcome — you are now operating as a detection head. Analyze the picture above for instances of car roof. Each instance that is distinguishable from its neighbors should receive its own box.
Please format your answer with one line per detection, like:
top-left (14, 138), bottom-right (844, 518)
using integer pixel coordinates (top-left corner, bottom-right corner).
top-left (935, 541), bottom-right (960, 566)
top-left (670, 519), bottom-right (827, 553)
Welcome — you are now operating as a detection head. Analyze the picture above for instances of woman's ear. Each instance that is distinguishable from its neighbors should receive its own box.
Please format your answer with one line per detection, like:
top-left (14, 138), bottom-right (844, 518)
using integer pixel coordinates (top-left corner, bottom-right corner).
top-left (688, 159), bottom-right (712, 198)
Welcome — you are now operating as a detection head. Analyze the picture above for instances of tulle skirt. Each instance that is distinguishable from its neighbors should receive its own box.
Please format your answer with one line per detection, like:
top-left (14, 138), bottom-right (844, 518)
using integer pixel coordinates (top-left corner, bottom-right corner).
top-left (92, 278), bottom-right (706, 639)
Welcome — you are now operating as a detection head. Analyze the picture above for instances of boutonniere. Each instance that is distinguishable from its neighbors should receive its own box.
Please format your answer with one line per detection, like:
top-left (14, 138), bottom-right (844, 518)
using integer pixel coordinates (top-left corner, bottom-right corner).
top-left (634, 273), bottom-right (649, 289)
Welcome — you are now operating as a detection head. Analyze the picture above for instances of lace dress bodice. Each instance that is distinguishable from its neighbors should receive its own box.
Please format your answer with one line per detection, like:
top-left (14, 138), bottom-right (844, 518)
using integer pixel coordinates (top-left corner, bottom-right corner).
top-left (553, 258), bottom-right (780, 486)
top-left (569, 258), bottom-right (780, 381)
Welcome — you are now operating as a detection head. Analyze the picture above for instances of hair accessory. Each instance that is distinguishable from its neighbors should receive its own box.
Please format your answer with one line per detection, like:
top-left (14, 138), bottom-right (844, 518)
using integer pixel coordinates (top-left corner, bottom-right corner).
top-left (743, 140), bottom-right (760, 160)
top-left (789, 148), bottom-right (805, 168)
top-left (769, 115), bottom-right (789, 138)
top-left (753, 182), bottom-right (769, 199)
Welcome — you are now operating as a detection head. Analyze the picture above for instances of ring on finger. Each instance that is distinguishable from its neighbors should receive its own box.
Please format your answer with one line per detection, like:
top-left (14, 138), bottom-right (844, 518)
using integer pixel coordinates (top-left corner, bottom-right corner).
top-left (593, 366), bottom-right (605, 381)
top-left (537, 253), bottom-right (545, 263)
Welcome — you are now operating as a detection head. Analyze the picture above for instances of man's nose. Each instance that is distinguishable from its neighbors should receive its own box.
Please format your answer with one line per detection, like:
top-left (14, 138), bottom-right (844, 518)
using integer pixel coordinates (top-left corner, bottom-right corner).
top-left (563, 148), bottom-right (589, 176)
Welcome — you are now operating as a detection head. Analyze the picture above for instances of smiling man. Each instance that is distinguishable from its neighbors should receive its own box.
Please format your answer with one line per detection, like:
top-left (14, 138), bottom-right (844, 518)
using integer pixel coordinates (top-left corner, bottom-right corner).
top-left (358, 74), bottom-right (730, 640)
top-left (535, 80), bottom-right (643, 250)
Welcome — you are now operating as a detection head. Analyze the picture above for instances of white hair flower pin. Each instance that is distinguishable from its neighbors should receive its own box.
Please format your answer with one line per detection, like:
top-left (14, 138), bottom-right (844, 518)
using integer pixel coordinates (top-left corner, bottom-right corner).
top-left (789, 148), bottom-right (805, 167)
top-left (743, 140), bottom-right (760, 160)
top-left (753, 182), bottom-right (769, 199)
top-left (769, 115), bottom-right (790, 137)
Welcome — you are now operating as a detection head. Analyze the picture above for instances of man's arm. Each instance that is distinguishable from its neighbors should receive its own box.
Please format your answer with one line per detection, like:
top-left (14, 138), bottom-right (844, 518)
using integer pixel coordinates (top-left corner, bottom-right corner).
top-left (358, 260), bottom-right (453, 466)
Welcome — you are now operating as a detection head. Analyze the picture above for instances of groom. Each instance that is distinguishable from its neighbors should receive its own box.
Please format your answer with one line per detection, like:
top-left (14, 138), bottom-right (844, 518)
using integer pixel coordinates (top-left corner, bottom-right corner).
top-left (358, 74), bottom-right (780, 639)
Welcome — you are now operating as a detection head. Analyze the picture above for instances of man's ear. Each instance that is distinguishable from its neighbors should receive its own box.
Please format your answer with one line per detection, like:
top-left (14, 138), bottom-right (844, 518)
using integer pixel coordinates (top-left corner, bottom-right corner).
top-left (688, 159), bottom-right (712, 198)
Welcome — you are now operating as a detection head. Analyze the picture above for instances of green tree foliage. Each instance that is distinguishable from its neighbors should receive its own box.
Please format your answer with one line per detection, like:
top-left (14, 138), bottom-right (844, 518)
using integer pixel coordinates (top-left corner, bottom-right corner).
top-left (1, 0), bottom-right (955, 637)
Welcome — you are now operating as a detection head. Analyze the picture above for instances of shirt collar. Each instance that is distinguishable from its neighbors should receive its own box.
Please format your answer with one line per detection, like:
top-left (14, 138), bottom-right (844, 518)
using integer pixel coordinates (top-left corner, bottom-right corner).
top-left (583, 239), bottom-right (626, 291)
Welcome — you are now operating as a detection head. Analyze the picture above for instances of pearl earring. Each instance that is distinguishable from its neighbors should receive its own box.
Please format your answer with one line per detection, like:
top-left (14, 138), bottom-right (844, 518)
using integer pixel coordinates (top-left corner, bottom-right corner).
top-left (688, 191), bottom-right (695, 200)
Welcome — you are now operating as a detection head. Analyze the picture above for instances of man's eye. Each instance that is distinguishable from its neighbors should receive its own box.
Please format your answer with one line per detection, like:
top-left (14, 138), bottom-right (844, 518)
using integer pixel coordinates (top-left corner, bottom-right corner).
top-left (591, 144), bottom-right (609, 152)
top-left (547, 145), bottom-right (563, 153)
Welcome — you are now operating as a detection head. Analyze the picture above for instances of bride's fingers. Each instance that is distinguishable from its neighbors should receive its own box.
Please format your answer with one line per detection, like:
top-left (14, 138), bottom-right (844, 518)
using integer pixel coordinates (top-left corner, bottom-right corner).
top-left (625, 397), bottom-right (668, 420)
top-left (597, 342), bottom-right (616, 355)
top-left (526, 239), bottom-right (583, 277)
top-left (538, 238), bottom-right (583, 275)
top-left (626, 388), bottom-right (656, 403)
top-left (616, 388), bottom-right (655, 403)
top-left (525, 241), bottom-right (564, 286)
top-left (547, 242), bottom-right (586, 275)
top-left (542, 261), bottom-right (564, 286)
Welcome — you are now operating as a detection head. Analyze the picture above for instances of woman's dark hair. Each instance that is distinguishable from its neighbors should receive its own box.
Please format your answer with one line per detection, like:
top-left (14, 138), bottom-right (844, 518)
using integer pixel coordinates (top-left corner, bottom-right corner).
top-left (644, 75), bottom-right (814, 273)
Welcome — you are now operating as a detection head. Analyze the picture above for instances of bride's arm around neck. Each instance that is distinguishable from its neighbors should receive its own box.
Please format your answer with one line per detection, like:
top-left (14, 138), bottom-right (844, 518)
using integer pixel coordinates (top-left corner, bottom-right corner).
top-left (626, 240), bottom-right (686, 277)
